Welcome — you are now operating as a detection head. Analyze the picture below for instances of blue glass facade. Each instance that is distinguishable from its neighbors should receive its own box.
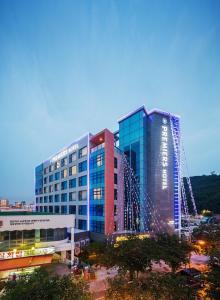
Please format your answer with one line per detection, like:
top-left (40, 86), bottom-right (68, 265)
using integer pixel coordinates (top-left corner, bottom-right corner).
top-left (119, 107), bottom-right (181, 233)
top-left (89, 148), bottom-right (105, 234)
top-left (119, 108), bottom-right (148, 231)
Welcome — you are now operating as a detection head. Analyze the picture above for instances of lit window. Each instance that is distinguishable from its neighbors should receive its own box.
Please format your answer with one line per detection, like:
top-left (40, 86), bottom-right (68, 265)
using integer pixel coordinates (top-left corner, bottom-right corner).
top-left (61, 169), bottom-right (68, 179)
top-left (69, 165), bottom-right (77, 176)
top-left (97, 155), bottom-right (103, 167)
top-left (93, 188), bottom-right (102, 200)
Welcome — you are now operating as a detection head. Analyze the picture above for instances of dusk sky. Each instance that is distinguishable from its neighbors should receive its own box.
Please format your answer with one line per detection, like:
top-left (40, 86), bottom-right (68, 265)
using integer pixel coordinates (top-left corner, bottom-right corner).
top-left (0, 0), bottom-right (220, 203)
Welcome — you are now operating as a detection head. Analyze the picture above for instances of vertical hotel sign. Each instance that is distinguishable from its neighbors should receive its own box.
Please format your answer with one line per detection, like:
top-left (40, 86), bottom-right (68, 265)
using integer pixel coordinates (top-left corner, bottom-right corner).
top-left (161, 118), bottom-right (168, 190)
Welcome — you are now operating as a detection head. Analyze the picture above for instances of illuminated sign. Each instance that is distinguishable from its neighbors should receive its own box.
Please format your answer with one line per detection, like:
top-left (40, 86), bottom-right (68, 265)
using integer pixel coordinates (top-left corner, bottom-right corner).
top-left (161, 118), bottom-right (168, 190)
top-left (51, 144), bottom-right (79, 162)
top-left (0, 247), bottom-right (55, 260)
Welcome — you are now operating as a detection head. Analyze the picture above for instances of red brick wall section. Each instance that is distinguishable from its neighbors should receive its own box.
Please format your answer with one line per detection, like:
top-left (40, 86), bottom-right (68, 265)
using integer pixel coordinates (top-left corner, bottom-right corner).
top-left (104, 129), bottom-right (114, 235)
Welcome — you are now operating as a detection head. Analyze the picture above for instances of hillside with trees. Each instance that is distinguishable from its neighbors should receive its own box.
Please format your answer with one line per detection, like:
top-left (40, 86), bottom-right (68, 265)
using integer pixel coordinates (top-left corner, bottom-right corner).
top-left (184, 174), bottom-right (220, 214)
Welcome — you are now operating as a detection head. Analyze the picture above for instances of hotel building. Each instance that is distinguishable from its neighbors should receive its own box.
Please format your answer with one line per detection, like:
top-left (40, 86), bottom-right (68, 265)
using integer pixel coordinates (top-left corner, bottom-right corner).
top-left (35, 106), bottom-right (181, 238)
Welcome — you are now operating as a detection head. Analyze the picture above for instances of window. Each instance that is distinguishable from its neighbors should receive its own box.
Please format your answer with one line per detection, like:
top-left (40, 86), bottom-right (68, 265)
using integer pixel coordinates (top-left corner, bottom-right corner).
top-left (44, 167), bottom-right (49, 175)
top-left (54, 206), bottom-right (60, 213)
top-left (91, 220), bottom-right (104, 233)
top-left (44, 196), bottom-right (48, 203)
top-left (69, 165), bottom-right (77, 176)
top-left (44, 186), bottom-right (48, 193)
top-left (61, 157), bottom-right (67, 167)
top-left (79, 146), bottom-right (87, 158)
top-left (49, 195), bottom-right (53, 203)
top-left (97, 154), bottom-right (103, 167)
top-left (54, 172), bottom-right (60, 181)
top-left (49, 165), bottom-right (54, 172)
top-left (69, 152), bottom-right (77, 163)
top-left (49, 185), bottom-right (53, 193)
top-left (93, 188), bottom-right (103, 200)
top-left (78, 205), bottom-right (87, 215)
top-left (49, 206), bottom-right (53, 213)
top-left (44, 177), bottom-right (47, 184)
top-left (44, 206), bottom-right (48, 213)
top-left (40, 197), bottom-right (43, 203)
top-left (49, 175), bottom-right (53, 182)
top-left (90, 205), bottom-right (104, 216)
top-left (69, 192), bottom-right (76, 201)
top-left (61, 181), bottom-right (67, 190)
top-left (91, 171), bottom-right (104, 184)
top-left (69, 205), bottom-right (76, 214)
top-left (61, 205), bottom-right (67, 214)
top-left (79, 190), bottom-right (87, 201)
top-left (54, 183), bottom-right (60, 191)
top-left (79, 160), bottom-right (87, 172)
top-left (61, 169), bottom-right (67, 179)
top-left (61, 193), bottom-right (67, 202)
top-left (114, 205), bottom-right (117, 216)
top-left (114, 174), bottom-right (118, 185)
top-left (36, 197), bottom-right (39, 204)
top-left (78, 219), bottom-right (87, 230)
top-left (79, 175), bottom-right (87, 186)
top-left (54, 161), bottom-right (60, 170)
top-left (114, 157), bottom-right (118, 169)
top-left (69, 178), bottom-right (76, 189)
top-left (114, 189), bottom-right (118, 200)
top-left (55, 194), bottom-right (60, 202)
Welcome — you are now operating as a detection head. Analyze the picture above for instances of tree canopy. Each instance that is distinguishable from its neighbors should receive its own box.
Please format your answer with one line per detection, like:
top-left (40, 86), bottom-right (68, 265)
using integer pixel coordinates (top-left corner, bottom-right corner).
top-left (2, 268), bottom-right (91, 300)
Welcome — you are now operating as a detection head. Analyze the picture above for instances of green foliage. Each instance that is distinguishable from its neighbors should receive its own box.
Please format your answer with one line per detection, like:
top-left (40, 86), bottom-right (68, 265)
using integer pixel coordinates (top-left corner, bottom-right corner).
top-left (79, 241), bottom-right (107, 265)
top-left (81, 234), bottom-right (193, 279)
top-left (156, 234), bottom-right (193, 272)
top-left (106, 273), bottom-right (194, 300)
top-left (205, 266), bottom-right (220, 299)
top-left (192, 223), bottom-right (220, 251)
top-left (184, 174), bottom-right (220, 214)
top-left (2, 267), bottom-right (91, 300)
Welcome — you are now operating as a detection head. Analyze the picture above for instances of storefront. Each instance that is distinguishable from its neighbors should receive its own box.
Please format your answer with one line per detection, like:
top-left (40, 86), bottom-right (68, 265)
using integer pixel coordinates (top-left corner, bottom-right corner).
top-left (0, 212), bottom-right (75, 279)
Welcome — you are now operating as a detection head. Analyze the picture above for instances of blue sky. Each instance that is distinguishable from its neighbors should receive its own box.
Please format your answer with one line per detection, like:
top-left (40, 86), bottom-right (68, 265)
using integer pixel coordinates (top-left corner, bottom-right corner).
top-left (0, 0), bottom-right (220, 202)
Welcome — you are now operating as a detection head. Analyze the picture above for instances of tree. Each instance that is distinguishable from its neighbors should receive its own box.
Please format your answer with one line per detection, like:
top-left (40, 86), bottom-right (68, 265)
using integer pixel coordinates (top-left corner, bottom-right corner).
top-left (205, 266), bottom-right (220, 300)
top-left (79, 241), bottom-right (107, 266)
top-left (106, 273), bottom-right (194, 300)
top-left (2, 268), bottom-right (91, 300)
top-left (192, 223), bottom-right (220, 254)
top-left (108, 236), bottom-right (159, 279)
top-left (156, 234), bottom-right (193, 272)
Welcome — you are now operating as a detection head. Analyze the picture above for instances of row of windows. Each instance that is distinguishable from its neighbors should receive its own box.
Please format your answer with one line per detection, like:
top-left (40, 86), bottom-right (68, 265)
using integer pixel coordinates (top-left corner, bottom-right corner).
top-left (36, 190), bottom-right (87, 203)
top-left (43, 146), bottom-right (88, 174)
top-left (36, 187), bottom-right (118, 203)
top-left (36, 205), bottom-right (87, 215)
top-left (43, 161), bottom-right (87, 184)
top-left (42, 175), bottom-right (87, 193)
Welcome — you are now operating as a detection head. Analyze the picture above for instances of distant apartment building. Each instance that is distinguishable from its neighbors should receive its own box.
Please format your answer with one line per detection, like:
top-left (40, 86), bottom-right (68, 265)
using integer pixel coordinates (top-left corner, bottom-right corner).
top-left (0, 199), bottom-right (9, 208)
